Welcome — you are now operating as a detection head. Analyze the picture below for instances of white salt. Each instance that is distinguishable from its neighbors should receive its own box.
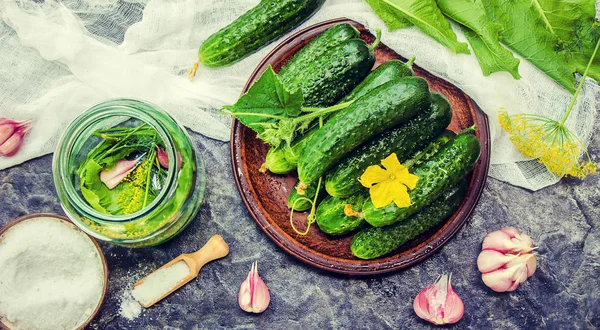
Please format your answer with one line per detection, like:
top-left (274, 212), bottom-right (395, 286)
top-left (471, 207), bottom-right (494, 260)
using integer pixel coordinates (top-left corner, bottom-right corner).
top-left (119, 293), bottom-right (142, 321)
top-left (0, 216), bottom-right (105, 330)
top-left (132, 260), bottom-right (191, 306)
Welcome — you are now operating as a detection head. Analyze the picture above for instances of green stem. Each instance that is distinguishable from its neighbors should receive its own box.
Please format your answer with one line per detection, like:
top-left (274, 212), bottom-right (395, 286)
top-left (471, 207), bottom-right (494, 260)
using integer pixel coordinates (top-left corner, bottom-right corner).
top-left (142, 147), bottom-right (156, 208)
top-left (560, 37), bottom-right (600, 125)
top-left (406, 56), bottom-right (416, 67)
top-left (222, 112), bottom-right (288, 120)
top-left (293, 101), bottom-right (354, 124)
top-left (369, 29), bottom-right (382, 51)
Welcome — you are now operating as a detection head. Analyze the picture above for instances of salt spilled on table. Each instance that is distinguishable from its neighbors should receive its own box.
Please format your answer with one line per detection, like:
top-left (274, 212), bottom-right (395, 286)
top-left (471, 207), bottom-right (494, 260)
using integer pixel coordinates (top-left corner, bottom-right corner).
top-left (132, 260), bottom-right (191, 306)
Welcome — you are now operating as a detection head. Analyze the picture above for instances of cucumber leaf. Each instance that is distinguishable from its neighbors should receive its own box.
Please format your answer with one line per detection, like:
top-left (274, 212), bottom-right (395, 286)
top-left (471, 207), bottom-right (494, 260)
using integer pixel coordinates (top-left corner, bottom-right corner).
top-left (365, 0), bottom-right (413, 31)
top-left (222, 65), bottom-right (304, 134)
top-left (482, 0), bottom-right (600, 93)
top-left (436, 0), bottom-right (521, 79)
top-left (364, 0), bottom-right (470, 54)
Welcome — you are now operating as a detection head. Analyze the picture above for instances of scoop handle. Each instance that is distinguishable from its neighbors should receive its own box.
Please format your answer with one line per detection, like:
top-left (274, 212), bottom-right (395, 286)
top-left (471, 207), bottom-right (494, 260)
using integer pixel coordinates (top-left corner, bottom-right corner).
top-left (190, 235), bottom-right (229, 270)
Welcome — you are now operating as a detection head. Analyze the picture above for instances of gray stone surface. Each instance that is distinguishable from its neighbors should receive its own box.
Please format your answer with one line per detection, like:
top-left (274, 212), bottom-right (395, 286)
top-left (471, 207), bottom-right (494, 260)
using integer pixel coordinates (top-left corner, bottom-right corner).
top-left (1, 129), bottom-right (599, 330)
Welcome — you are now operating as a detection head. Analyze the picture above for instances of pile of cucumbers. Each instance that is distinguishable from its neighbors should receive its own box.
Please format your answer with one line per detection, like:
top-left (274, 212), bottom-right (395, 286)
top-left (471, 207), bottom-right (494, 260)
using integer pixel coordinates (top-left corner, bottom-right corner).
top-left (261, 23), bottom-right (482, 260)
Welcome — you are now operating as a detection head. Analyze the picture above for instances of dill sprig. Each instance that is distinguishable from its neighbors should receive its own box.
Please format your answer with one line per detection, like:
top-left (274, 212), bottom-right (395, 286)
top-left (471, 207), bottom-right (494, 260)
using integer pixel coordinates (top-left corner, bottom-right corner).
top-left (499, 38), bottom-right (600, 179)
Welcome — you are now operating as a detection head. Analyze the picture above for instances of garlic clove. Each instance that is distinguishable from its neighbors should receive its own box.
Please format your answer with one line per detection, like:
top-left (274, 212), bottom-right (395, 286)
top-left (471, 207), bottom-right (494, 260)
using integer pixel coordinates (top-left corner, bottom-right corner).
top-left (100, 157), bottom-right (141, 189)
top-left (0, 122), bottom-right (16, 146)
top-left (476, 250), bottom-right (517, 273)
top-left (482, 227), bottom-right (534, 254)
top-left (413, 274), bottom-right (464, 325)
top-left (239, 261), bottom-right (270, 313)
top-left (157, 147), bottom-right (182, 170)
top-left (0, 127), bottom-right (29, 157)
top-left (0, 119), bottom-right (32, 157)
top-left (481, 253), bottom-right (537, 292)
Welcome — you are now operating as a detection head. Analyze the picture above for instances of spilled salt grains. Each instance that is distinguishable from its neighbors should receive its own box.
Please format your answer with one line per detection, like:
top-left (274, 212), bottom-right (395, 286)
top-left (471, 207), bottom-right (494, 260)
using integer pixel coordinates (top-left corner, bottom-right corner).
top-left (132, 261), bottom-right (191, 306)
top-left (0, 216), bottom-right (105, 330)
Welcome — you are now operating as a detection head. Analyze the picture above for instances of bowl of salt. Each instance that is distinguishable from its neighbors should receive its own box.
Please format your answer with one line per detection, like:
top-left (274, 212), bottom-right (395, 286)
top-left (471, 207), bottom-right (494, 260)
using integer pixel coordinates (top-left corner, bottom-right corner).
top-left (0, 213), bottom-right (108, 330)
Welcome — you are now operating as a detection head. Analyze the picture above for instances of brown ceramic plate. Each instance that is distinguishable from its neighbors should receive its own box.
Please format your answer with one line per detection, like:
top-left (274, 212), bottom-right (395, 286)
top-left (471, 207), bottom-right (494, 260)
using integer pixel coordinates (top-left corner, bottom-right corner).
top-left (0, 213), bottom-right (108, 330)
top-left (231, 18), bottom-right (490, 275)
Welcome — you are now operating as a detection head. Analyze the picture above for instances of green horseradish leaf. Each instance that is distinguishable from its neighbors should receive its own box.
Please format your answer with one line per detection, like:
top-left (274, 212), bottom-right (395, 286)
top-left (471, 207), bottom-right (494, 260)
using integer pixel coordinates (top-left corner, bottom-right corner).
top-left (482, 0), bottom-right (599, 92)
top-left (364, 0), bottom-right (470, 54)
top-left (436, 0), bottom-right (521, 79)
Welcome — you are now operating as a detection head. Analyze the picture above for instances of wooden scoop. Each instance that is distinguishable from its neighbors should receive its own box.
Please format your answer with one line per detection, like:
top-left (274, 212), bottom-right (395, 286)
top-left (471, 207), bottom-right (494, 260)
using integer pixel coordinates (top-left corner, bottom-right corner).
top-left (132, 234), bottom-right (229, 308)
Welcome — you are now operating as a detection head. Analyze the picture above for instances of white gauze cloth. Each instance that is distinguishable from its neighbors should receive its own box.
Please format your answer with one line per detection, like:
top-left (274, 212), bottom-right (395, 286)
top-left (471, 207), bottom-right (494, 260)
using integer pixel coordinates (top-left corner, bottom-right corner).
top-left (0, 0), bottom-right (598, 191)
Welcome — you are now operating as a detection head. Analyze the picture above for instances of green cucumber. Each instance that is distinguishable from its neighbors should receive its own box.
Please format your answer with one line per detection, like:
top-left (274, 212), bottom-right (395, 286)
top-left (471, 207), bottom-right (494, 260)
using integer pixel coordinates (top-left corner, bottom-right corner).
top-left (263, 146), bottom-right (296, 174)
top-left (313, 131), bottom-right (456, 236)
top-left (363, 133), bottom-right (481, 227)
top-left (351, 180), bottom-right (468, 259)
top-left (297, 77), bottom-right (432, 184)
top-left (284, 59), bottom-right (418, 166)
top-left (339, 59), bottom-right (416, 103)
top-left (288, 181), bottom-right (324, 211)
top-left (197, 0), bottom-right (325, 68)
top-left (316, 194), bottom-right (367, 236)
top-left (280, 38), bottom-right (376, 107)
top-left (403, 130), bottom-right (456, 170)
top-left (325, 93), bottom-right (452, 198)
top-left (278, 23), bottom-right (360, 79)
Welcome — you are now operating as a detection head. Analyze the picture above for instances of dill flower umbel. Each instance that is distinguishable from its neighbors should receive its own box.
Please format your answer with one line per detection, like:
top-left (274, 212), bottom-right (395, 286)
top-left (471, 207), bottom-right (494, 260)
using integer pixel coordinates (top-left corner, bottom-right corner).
top-left (499, 38), bottom-right (600, 179)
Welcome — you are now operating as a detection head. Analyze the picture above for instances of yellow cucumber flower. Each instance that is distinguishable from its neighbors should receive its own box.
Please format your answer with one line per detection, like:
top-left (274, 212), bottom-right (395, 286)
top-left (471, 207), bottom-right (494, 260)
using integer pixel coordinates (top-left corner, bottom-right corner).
top-left (359, 153), bottom-right (419, 209)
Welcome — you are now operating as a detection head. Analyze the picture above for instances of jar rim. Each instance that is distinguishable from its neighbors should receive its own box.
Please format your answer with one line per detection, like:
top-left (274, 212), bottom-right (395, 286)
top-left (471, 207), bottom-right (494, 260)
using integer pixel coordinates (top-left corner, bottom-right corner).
top-left (53, 98), bottom-right (179, 224)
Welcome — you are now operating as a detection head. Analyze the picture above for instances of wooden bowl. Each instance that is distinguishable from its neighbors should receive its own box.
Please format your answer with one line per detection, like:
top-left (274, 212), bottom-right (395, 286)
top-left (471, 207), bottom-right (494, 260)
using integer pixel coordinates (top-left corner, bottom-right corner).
top-left (231, 18), bottom-right (490, 275)
top-left (0, 213), bottom-right (108, 330)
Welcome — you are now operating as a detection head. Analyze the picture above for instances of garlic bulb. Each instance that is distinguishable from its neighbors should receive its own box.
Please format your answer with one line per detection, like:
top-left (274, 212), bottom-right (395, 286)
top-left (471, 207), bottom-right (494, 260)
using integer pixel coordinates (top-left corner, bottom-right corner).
top-left (477, 227), bottom-right (537, 292)
top-left (413, 274), bottom-right (464, 325)
top-left (238, 261), bottom-right (270, 313)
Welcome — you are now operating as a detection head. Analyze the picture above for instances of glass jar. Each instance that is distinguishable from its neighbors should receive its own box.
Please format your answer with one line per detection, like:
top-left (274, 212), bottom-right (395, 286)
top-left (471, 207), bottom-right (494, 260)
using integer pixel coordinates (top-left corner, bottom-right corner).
top-left (53, 99), bottom-right (205, 248)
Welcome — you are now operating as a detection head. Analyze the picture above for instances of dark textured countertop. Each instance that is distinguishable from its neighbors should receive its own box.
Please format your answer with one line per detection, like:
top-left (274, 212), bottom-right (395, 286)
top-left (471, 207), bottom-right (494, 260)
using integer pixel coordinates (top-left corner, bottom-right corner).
top-left (1, 129), bottom-right (598, 330)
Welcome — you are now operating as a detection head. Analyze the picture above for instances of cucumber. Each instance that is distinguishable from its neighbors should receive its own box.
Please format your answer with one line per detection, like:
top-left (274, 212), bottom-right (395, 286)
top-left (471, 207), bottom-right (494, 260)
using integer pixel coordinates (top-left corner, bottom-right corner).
top-left (263, 146), bottom-right (296, 174)
top-left (278, 23), bottom-right (360, 79)
top-left (313, 131), bottom-right (456, 236)
top-left (403, 130), bottom-right (456, 170)
top-left (339, 59), bottom-right (415, 103)
top-left (351, 180), bottom-right (468, 259)
top-left (197, 0), bottom-right (325, 68)
top-left (363, 133), bottom-right (481, 227)
top-left (325, 93), bottom-right (452, 198)
top-left (316, 194), bottom-right (367, 236)
top-left (263, 24), bottom-right (377, 174)
top-left (297, 77), bottom-right (432, 184)
top-left (280, 38), bottom-right (376, 107)
top-left (284, 59), bottom-right (418, 166)
top-left (288, 181), bottom-right (324, 211)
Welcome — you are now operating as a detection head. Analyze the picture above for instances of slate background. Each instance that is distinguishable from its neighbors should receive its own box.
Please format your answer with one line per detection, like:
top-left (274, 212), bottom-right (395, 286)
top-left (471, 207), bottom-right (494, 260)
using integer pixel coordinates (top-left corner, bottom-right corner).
top-left (1, 127), bottom-right (599, 329)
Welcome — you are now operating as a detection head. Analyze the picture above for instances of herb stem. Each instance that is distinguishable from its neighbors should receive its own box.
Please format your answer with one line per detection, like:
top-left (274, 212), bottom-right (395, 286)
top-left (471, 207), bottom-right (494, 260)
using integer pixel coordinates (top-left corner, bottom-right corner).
top-left (560, 37), bottom-right (600, 125)
top-left (142, 147), bottom-right (156, 208)
top-left (293, 101), bottom-right (354, 124)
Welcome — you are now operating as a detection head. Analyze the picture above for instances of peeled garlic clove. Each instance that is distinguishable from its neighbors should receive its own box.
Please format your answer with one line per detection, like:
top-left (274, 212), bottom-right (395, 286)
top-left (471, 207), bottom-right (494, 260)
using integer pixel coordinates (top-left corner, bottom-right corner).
top-left (100, 158), bottom-right (141, 189)
top-left (239, 261), bottom-right (270, 313)
top-left (413, 274), bottom-right (464, 325)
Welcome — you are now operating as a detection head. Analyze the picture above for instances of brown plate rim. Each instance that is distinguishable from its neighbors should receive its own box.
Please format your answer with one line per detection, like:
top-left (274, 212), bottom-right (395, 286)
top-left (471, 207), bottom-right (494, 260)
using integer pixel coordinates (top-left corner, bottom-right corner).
top-left (0, 213), bottom-right (109, 330)
top-left (230, 18), bottom-right (490, 275)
